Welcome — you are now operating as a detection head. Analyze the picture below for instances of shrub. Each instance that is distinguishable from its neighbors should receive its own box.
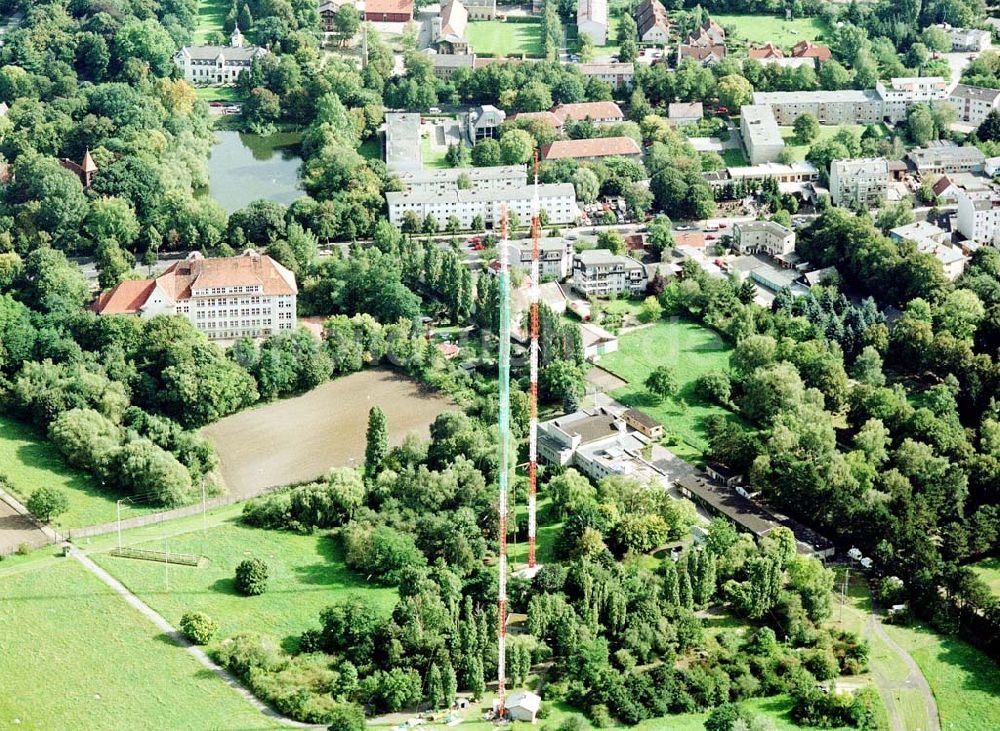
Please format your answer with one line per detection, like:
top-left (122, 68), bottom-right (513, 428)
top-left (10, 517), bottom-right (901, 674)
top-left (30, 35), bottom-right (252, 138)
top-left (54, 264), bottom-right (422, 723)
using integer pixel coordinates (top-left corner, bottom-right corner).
top-left (216, 633), bottom-right (284, 678)
top-left (16, 542), bottom-right (30, 556)
top-left (180, 611), bottom-right (218, 644)
top-left (234, 558), bottom-right (270, 596)
top-left (26, 486), bottom-right (70, 523)
top-left (326, 703), bottom-right (365, 731)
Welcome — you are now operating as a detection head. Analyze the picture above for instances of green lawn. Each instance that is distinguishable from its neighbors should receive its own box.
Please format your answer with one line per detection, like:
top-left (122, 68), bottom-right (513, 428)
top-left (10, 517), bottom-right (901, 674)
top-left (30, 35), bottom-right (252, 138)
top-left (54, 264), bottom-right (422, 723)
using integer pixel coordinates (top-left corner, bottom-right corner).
top-left (971, 556), bottom-right (1000, 598)
top-left (713, 14), bottom-right (828, 47)
top-left (0, 561), bottom-right (277, 729)
top-left (358, 137), bottom-right (381, 160)
top-left (194, 0), bottom-right (229, 43)
top-left (94, 519), bottom-right (398, 651)
top-left (0, 415), bottom-right (160, 529)
top-left (778, 123), bottom-right (890, 161)
top-left (194, 85), bottom-right (243, 102)
top-left (884, 621), bottom-right (1000, 731)
top-left (421, 132), bottom-right (450, 169)
top-left (466, 20), bottom-right (544, 57)
top-left (721, 148), bottom-right (749, 167)
top-left (598, 319), bottom-right (737, 455)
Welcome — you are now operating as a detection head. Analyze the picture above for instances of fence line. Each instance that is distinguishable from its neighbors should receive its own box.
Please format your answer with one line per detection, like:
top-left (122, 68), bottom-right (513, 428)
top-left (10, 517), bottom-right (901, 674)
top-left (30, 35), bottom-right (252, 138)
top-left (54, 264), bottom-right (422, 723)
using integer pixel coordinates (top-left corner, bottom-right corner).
top-left (65, 483), bottom-right (289, 540)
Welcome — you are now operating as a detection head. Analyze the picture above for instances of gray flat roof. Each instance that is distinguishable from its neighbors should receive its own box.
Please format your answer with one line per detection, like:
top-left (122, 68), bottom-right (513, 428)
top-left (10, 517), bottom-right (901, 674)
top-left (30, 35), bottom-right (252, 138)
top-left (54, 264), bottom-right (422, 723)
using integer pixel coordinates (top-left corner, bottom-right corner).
top-left (385, 112), bottom-right (422, 171)
top-left (742, 104), bottom-right (783, 146)
top-left (752, 89), bottom-right (880, 104)
top-left (397, 165), bottom-right (526, 186)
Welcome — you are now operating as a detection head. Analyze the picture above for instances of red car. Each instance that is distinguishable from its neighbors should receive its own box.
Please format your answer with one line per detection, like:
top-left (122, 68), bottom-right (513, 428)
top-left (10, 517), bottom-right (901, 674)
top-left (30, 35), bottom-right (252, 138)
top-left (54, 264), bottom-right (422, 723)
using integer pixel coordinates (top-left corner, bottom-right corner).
top-left (471, 243), bottom-right (484, 251)
top-left (468, 236), bottom-right (481, 244)
top-left (706, 234), bottom-right (717, 240)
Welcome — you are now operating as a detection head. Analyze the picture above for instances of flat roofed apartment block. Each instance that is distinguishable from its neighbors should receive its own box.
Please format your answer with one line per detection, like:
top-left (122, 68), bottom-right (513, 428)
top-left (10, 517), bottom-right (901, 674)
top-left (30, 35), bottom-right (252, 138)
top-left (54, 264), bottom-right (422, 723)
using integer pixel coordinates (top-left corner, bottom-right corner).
top-left (92, 251), bottom-right (297, 341)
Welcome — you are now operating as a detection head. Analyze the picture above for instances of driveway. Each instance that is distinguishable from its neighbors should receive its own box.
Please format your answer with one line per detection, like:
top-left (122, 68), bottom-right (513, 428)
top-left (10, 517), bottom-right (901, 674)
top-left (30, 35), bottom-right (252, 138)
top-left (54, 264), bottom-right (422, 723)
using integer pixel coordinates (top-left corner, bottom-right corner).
top-left (866, 612), bottom-right (940, 731)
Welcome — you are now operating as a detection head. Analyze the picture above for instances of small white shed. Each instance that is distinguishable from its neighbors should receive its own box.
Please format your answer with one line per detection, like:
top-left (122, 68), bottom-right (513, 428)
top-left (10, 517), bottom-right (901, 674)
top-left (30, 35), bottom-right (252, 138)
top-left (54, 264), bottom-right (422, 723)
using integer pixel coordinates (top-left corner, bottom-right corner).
top-left (503, 691), bottom-right (541, 723)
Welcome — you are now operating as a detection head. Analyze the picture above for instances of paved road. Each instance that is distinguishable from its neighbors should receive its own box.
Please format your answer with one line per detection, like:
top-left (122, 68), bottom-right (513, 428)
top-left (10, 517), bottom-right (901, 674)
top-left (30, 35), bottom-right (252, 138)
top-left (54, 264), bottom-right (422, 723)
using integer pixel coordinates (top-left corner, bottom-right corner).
top-left (866, 611), bottom-right (940, 731)
top-left (69, 546), bottom-right (322, 728)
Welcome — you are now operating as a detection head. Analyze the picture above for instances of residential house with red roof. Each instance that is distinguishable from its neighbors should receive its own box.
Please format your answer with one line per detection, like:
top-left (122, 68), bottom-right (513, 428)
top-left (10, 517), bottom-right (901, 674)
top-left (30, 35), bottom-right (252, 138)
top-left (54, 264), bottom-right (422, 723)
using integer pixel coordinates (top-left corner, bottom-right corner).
top-left (540, 136), bottom-right (642, 162)
top-left (791, 40), bottom-right (833, 62)
top-left (92, 250), bottom-right (297, 341)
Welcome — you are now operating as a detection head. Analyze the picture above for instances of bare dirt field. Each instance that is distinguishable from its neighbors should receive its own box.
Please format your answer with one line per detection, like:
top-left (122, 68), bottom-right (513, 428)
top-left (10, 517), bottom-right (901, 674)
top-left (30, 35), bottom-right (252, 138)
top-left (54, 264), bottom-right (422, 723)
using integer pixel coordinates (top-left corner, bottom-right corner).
top-left (0, 499), bottom-right (49, 554)
top-left (203, 369), bottom-right (456, 496)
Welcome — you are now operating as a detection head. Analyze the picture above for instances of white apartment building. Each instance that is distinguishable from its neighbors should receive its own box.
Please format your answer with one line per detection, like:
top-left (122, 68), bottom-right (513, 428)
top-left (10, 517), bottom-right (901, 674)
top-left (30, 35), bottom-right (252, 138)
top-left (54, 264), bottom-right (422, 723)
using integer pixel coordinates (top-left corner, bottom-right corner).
top-left (875, 77), bottom-right (949, 122)
top-left (386, 183), bottom-right (577, 228)
top-left (577, 63), bottom-right (634, 91)
top-left (577, 0), bottom-right (608, 46)
top-left (949, 84), bottom-right (1000, 125)
top-left (571, 249), bottom-right (646, 297)
top-left (751, 90), bottom-right (883, 125)
top-left (889, 221), bottom-right (967, 280)
top-left (396, 165), bottom-right (527, 193)
top-left (733, 220), bottom-right (796, 257)
top-left (741, 104), bottom-right (785, 164)
top-left (508, 237), bottom-right (574, 279)
top-left (173, 27), bottom-right (268, 84)
top-left (829, 158), bottom-right (889, 208)
top-left (92, 251), bottom-right (297, 341)
top-left (907, 141), bottom-right (986, 175)
top-left (956, 182), bottom-right (1000, 243)
top-left (385, 112), bottom-right (422, 172)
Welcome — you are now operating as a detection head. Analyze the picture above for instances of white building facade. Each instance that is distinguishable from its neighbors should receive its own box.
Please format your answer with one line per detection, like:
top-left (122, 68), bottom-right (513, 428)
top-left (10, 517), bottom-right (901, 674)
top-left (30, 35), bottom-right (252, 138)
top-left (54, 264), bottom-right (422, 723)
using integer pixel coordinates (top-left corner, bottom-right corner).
top-left (733, 220), bottom-right (796, 256)
top-left (173, 27), bottom-right (268, 84)
top-left (572, 249), bottom-right (646, 297)
top-left (829, 158), bottom-right (889, 208)
top-left (386, 183), bottom-right (577, 228)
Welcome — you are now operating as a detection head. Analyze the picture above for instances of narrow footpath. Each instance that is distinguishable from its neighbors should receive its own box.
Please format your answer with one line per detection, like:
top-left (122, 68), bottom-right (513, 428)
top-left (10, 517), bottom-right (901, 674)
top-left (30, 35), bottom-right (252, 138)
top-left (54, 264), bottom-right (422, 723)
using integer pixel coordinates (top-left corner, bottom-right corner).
top-left (866, 612), bottom-right (941, 731)
top-left (69, 546), bottom-right (322, 729)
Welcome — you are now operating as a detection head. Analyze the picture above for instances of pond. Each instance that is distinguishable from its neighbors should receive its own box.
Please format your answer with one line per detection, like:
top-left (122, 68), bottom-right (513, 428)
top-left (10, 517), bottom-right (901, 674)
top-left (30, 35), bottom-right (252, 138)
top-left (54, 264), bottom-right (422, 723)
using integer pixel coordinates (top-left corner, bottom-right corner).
top-left (200, 130), bottom-right (304, 213)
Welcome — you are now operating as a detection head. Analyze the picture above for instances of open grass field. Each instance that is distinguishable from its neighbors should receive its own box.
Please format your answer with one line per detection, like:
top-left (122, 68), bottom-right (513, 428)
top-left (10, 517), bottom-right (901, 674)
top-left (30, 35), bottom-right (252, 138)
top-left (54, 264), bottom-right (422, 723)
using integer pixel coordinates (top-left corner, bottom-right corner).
top-left (713, 14), bottom-right (828, 47)
top-left (466, 20), bottom-right (544, 57)
top-left (0, 415), bottom-right (158, 529)
top-left (971, 556), bottom-right (1000, 598)
top-left (597, 319), bottom-right (737, 455)
top-left (0, 560), bottom-right (278, 729)
top-left (194, 0), bottom-right (228, 43)
top-left (202, 369), bottom-right (455, 497)
top-left (194, 85), bottom-right (242, 102)
top-left (884, 621), bottom-right (1000, 731)
top-left (94, 518), bottom-right (397, 651)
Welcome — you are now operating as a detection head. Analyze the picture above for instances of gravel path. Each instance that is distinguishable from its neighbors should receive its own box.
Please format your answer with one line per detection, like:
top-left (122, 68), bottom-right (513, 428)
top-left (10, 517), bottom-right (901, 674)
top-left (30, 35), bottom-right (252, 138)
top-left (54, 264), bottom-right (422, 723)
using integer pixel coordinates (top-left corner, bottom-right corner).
top-left (866, 612), bottom-right (940, 731)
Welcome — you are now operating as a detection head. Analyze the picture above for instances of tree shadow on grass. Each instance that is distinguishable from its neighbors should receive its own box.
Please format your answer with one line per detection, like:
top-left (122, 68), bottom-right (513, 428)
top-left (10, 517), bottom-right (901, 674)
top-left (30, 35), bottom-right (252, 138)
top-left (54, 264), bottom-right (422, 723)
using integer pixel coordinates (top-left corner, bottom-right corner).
top-left (210, 577), bottom-right (238, 596)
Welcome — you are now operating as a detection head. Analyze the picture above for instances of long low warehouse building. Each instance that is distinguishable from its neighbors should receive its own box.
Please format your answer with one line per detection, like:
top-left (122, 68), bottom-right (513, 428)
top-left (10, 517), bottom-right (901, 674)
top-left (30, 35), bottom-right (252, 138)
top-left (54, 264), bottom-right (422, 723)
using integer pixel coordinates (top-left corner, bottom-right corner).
top-left (386, 183), bottom-right (578, 228)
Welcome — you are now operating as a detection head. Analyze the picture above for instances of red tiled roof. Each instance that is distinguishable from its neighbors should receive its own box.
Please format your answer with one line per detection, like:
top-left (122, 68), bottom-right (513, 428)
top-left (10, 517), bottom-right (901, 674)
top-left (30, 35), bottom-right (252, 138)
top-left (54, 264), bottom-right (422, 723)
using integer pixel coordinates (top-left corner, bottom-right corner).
top-left (551, 102), bottom-right (624, 124)
top-left (932, 175), bottom-right (955, 196)
top-left (541, 136), bottom-right (641, 160)
top-left (748, 43), bottom-right (784, 60)
top-left (364, 0), bottom-right (413, 15)
top-left (791, 40), bottom-right (832, 61)
top-left (159, 251), bottom-right (297, 299)
top-left (91, 279), bottom-right (157, 315)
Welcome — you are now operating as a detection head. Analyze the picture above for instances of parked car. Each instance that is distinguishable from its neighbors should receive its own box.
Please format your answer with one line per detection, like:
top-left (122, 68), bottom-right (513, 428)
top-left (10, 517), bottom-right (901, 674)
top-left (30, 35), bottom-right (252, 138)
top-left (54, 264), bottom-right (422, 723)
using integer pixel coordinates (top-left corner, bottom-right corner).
top-left (471, 243), bottom-right (484, 251)
top-left (468, 236), bottom-right (481, 244)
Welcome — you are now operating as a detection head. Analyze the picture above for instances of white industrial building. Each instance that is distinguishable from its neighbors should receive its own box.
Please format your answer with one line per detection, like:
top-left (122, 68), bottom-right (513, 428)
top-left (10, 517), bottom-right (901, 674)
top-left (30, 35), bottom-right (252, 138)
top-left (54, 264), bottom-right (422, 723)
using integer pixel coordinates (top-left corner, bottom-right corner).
top-left (829, 158), bottom-right (889, 208)
top-left (733, 220), bottom-right (796, 257)
top-left (538, 408), bottom-right (664, 483)
top-left (386, 183), bottom-right (577, 228)
top-left (384, 112), bottom-right (422, 172)
top-left (907, 141), bottom-right (986, 175)
top-left (741, 104), bottom-right (785, 164)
